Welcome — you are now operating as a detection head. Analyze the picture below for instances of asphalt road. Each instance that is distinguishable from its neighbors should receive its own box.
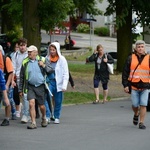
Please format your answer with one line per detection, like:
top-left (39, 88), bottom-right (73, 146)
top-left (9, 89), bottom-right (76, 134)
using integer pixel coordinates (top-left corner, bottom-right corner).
top-left (0, 98), bottom-right (150, 150)
top-left (41, 31), bottom-right (150, 53)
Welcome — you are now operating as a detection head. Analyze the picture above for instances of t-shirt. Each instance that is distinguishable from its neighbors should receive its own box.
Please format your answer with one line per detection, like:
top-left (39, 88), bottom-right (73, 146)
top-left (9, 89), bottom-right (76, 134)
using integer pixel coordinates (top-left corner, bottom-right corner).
top-left (0, 52), bottom-right (13, 80)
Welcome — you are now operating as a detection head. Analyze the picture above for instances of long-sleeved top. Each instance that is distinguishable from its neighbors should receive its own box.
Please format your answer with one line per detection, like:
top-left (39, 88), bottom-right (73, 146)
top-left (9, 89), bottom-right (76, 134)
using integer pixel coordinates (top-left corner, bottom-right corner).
top-left (12, 50), bottom-right (28, 79)
top-left (88, 53), bottom-right (114, 83)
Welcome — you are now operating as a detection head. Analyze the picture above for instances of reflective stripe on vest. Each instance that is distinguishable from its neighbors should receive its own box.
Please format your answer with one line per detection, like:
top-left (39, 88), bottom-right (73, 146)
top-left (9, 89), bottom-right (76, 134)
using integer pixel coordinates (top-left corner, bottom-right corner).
top-left (129, 54), bottom-right (150, 83)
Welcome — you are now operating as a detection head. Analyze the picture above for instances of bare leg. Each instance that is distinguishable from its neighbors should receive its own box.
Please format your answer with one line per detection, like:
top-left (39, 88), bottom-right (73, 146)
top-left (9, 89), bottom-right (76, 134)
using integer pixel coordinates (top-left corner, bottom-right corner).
top-left (94, 88), bottom-right (99, 101)
top-left (39, 104), bottom-right (46, 119)
top-left (139, 106), bottom-right (146, 123)
top-left (103, 89), bottom-right (108, 103)
top-left (5, 105), bottom-right (11, 118)
top-left (29, 99), bottom-right (36, 124)
top-left (132, 106), bottom-right (139, 116)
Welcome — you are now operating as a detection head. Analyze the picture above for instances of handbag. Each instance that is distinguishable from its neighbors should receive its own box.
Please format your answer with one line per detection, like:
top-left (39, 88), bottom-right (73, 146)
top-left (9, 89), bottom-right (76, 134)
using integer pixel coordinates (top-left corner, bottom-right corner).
top-left (105, 53), bottom-right (114, 74)
top-left (107, 63), bottom-right (114, 74)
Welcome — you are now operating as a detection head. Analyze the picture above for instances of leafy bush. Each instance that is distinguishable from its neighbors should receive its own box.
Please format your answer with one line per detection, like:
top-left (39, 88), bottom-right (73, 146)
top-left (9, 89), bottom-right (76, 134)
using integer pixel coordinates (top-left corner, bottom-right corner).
top-left (76, 23), bottom-right (90, 33)
top-left (94, 27), bottom-right (110, 36)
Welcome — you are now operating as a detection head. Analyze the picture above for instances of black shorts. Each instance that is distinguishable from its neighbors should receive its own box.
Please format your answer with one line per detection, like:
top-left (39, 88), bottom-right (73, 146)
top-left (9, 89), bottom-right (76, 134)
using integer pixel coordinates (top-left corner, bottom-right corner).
top-left (27, 84), bottom-right (45, 105)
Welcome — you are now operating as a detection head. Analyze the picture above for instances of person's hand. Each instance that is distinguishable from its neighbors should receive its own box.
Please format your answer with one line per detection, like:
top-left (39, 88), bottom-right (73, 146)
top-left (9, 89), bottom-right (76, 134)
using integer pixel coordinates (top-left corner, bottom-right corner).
top-left (103, 58), bottom-right (108, 62)
top-left (38, 61), bottom-right (45, 68)
top-left (3, 90), bottom-right (10, 106)
top-left (62, 89), bottom-right (66, 92)
top-left (124, 86), bottom-right (129, 93)
top-left (19, 92), bottom-right (23, 97)
top-left (11, 80), bottom-right (16, 88)
top-left (94, 49), bottom-right (98, 54)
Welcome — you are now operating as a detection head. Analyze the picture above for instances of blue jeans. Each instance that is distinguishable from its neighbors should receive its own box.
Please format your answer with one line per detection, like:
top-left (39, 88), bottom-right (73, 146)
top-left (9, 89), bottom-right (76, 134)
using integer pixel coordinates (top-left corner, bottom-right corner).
top-left (22, 93), bottom-right (29, 116)
top-left (45, 92), bottom-right (50, 118)
top-left (0, 86), bottom-right (16, 114)
top-left (131, 89), bottom-right (149, 107)
top-left (8, 87), bottom-right (16, 114)
top-left (49, 80), bottom-right (63, 119)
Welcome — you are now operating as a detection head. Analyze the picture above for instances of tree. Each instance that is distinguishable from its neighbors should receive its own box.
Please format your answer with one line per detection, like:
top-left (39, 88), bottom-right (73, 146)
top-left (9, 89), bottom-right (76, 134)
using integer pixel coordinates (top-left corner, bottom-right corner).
top-left (72, 0), bottom-right (103, 16)
top-left (23, 0), bottom-right (41, 47)
top-left (105, 0), bottom-right (150, 72)
top-left (0, 0), bottom-right (104, 49)
top-left (0, 0), bottom-right (74, 48)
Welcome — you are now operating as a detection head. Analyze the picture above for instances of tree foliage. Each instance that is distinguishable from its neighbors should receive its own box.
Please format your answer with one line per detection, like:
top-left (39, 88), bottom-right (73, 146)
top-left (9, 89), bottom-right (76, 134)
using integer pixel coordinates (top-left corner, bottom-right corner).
top-left (72, 0), bottom-right (103, 16)
top-left (105, 0), bottom-right (150, 72)
top-left (38, 0), bottom-right (74, 31)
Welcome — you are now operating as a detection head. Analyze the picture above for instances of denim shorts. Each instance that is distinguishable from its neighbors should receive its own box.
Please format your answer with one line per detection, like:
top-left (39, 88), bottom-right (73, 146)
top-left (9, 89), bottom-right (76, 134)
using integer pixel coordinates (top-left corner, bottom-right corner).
top-left (131, 89), bottom-right (149, 107)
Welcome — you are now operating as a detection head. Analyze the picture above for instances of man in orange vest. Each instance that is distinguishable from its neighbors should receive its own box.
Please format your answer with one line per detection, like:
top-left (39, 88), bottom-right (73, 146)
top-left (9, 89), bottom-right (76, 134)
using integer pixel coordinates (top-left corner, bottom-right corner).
top-left (122, 40), bottom-right (150, 130)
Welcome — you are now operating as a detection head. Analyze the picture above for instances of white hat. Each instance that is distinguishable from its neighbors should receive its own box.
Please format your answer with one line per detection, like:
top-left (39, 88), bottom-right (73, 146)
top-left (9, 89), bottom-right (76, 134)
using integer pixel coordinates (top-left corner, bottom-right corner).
top-left (27, 45), bottom-right (38, 52)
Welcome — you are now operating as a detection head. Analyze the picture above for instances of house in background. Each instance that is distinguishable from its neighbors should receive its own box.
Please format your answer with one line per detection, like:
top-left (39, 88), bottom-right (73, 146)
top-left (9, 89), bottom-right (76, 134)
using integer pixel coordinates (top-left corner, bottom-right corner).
top-left (69, 0), bottom-right (116, 37)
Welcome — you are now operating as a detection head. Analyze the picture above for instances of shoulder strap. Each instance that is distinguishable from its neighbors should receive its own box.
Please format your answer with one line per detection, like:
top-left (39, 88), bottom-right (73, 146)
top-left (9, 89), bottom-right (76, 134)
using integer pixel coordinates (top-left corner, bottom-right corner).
top-left (130, 54), bottom-right (144, 81)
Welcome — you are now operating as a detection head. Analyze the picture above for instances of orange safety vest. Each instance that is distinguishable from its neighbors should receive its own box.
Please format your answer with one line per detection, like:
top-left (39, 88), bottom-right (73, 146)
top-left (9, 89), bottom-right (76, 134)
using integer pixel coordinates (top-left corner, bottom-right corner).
top-left (129, 54), bottom-right (150, 83)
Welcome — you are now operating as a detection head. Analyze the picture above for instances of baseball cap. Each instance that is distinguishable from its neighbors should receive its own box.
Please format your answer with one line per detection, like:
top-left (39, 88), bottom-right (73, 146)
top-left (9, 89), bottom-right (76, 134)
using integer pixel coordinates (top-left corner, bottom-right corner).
top-left (27, 45), bottom-right (38, 52)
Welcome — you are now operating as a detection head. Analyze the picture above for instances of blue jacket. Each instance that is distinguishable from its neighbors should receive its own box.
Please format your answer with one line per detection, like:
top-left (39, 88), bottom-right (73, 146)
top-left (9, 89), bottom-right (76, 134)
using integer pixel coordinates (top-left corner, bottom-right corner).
top-left (0, 69), bottom-right (6, 90)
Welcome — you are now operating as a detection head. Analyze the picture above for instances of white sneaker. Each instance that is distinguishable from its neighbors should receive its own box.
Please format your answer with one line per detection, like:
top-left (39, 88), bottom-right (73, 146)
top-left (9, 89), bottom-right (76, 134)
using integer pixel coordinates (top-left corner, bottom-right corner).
top-left (16, 111), bottom-right (20, 118)
top-left (21, 115), bottom-right (28, 123)
top-left (46, 118), bottom-right (50, 124)
top-left (54, 118), bottom-right (60, 124)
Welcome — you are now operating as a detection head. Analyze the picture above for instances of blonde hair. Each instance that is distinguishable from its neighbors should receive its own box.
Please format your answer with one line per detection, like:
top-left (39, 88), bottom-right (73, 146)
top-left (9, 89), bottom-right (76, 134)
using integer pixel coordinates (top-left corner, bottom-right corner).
top-left (96, 44), bottom-right (103, 51)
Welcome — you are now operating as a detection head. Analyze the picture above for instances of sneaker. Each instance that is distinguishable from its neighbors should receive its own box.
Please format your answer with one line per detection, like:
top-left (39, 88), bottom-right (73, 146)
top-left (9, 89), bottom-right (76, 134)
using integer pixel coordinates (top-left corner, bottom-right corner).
top-left (21, 115), bottom-right (28, 123)
top-left (54, 118), bottom-right (60, 124)
top-left (50, 116), bottom-right (55, 121)
top-left (41, 118), bottom-right (47, 127)
top-left (1, 119), bottom-right (9, 126)
top-left (16, 111), bottom-right (20, 118)
top-left (27, 123), bottom-right (37, 129)
top-left (46, 118), bottom-right (50, 124)
top-left (11, 114), bottom-right (17, 120)
top-left (139, 122), bottom-right (146, 129)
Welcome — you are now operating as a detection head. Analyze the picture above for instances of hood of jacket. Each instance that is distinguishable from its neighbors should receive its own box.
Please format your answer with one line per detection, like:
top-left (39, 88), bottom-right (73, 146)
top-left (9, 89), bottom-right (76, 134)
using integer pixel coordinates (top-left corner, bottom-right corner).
top-left (47, 42), bottom-right (61, 57)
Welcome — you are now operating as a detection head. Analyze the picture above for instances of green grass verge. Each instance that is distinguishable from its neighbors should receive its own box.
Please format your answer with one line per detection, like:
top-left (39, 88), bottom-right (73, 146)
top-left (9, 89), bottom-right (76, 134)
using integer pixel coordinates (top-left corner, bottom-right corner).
top-left (65, 50), bottom-right (92, 61)
top-left (63, 92), bottom-right (110, 105)
top-left (68, 63), bottom-right (94, 74)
